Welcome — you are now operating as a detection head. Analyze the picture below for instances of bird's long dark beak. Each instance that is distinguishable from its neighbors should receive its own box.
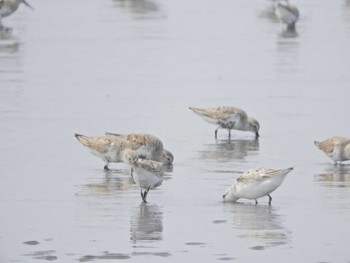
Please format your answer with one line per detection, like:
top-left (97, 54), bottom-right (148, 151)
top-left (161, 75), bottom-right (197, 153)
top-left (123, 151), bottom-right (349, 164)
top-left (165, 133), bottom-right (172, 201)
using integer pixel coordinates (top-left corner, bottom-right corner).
top-left (22, 0), bottom-right (34, 10)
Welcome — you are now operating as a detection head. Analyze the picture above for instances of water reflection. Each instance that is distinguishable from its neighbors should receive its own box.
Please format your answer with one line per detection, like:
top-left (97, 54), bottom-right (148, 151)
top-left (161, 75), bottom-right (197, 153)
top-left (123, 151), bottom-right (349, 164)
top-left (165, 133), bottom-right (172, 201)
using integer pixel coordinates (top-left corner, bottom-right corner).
top-left (0, 30), bottom-right (21, 67)
top-left (82, 171), bottom-right (135, 197)
top-left (0, 30), bottom-right (20, 52)
top-left (314, 165), bottom-right (350, 188)
top-left (130, 203), bottom-right (163, 244)
top-left (0, 30), bottom-right (23, 128)
top-left (275, 37), bottom-right (300, 75)
top-left (113, 0), bottom-right (160, 15)
top-left (198, 139), bottom-right (259, 163)
top-left (343, 0), bottom-right (350, 26)
top-left (278, 28), bottom-right (298, 38)
top-left (223, 203), bottom-right (290, 247)
top-left (276, 37), bottom-right (299, 53)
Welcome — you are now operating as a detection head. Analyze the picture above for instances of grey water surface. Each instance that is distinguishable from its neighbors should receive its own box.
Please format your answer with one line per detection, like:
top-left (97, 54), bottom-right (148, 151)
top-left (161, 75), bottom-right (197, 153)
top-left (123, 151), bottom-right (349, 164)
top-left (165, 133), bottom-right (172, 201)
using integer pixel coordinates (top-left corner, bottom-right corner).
top-left (1, 0), bottom-right (350, 262)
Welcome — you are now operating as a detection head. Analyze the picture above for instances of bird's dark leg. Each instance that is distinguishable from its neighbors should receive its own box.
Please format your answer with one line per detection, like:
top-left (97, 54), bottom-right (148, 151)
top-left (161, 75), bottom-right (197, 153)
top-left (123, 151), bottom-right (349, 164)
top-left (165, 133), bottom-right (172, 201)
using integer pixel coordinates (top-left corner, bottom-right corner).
top-left (228, 129), bottom-right (231, 139)
top-left (215, 129), bottom-right (218, 139)
top-left (143, 187), bottom-right (151, 202)
top-left (268, 195), bottom-right (272, 206)
top-left (140, 189), bottom-right (147, 203)
top-left (130, 167), bottom-right (134, 178)
top-left (255, 132), bottom-right (260, 139)
top-left (255, 199), bottom-right (258, 205)
top-left (104, 164), bottom-right (110, 171)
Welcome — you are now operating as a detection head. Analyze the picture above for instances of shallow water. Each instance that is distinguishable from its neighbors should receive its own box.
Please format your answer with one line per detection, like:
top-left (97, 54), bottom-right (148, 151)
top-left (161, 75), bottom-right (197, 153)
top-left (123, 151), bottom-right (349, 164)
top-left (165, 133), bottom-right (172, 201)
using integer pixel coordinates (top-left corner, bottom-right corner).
top-left (1, 0), bottom-right (350, 262)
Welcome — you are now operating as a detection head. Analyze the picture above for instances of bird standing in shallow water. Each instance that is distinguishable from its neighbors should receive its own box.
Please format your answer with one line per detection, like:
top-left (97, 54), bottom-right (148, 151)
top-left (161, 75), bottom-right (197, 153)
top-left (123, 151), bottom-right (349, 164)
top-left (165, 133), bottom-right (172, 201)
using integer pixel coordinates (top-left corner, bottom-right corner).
top-left (125, 151), bottom-right (164, 203)
top-left (0, 0), bottom-right (33, 30)
top-left (274, 0), bottom-right (299, 32)
top-left (314, 136), bottom-right (350, 165)
top-left (189, 106), bottom-right (260, 139)
top-left (223, 167), bottom-right (293, 205)
top-left (105, 132), bottom-right (173, 165)
top-left (74, 133), bottom-right (173, 170)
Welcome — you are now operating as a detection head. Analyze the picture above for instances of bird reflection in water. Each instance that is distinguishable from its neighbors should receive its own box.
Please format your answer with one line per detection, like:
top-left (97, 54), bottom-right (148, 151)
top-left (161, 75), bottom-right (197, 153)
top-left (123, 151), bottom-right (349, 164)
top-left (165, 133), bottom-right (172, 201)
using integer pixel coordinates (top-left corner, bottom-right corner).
top-left (80, 169), bottom-right (135, 197)
top-left (278, 28), bottom-right (298, 38)
top-left (275, 38), bottom-right (300, 75)
top-left (0, 27), bottom-right (20, 52)
top-left (198, 139), bottom-right (259, 163)
top-left (223, 203), bottom-right (290, 247)
top-left (130, 203), bottom-right (163, 244)
top-left (314, 165), bottom-right (350, 188)
top-left (342, 0), bottom-right (350, 25)
top-left (113, 0), bottom-right (160, 15)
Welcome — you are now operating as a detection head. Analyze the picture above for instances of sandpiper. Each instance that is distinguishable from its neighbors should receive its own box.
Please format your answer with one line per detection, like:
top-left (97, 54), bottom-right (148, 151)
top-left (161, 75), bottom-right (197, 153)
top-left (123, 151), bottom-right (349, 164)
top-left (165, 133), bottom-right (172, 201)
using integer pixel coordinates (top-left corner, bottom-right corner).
top-left (274, 0), bottom-right (299, 31)
top-left (189, 106), bottom-right (260, 139)
top-left (75, 133), bottom-right (173, 170)
top-left (125, 150), bottom-right (164, 203)
top-left (314, 136), bottom-right (350, 165)
top-left (106, 132), bottom-right (173, 165)
top-left (223, 167), bottom-right (293, 205)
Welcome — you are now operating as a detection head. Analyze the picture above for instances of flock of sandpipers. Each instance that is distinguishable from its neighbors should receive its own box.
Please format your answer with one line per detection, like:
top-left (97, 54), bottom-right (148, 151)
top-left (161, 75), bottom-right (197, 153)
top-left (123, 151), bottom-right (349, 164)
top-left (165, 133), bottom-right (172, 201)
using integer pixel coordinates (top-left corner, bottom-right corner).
top-left (75, 106), bottom-right (350, 205)
top-left (0, 0), bottom-right (299, 32)
top-left (1, 0), bottom-right (346, 205)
